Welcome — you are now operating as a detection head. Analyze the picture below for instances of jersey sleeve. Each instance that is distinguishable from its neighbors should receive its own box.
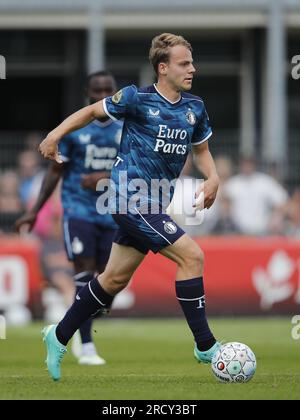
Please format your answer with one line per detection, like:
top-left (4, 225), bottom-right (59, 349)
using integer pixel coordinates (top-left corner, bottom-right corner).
top-left (58, 135), bottom-right (73, 162)
top-left (102, 85), bottom-right (138, 121)
top-left (192, 105), bottom-right (213, 146)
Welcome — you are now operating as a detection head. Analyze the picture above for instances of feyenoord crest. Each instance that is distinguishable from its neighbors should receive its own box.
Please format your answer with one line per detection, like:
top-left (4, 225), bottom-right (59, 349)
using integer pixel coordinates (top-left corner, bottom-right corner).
top-left (112, 89), bottom-right (123, 104)
top-left (163, 221), bottom-right (178, 234)
top-left (72, 237), bottom-right (84, 254)
top-left (186, 110), bottom-right (196, 125)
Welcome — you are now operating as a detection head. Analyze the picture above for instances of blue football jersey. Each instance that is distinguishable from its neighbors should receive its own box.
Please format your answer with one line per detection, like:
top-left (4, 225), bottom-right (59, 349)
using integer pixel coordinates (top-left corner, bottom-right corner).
top-left (59, 119), bottom-right (123, 227)
top-left (103, 84), bottom-right (212, 213)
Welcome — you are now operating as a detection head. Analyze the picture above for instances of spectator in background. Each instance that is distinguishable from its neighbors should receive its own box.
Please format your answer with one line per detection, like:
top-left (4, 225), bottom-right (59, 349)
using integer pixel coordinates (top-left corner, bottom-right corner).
top-left (18, 150), bottom-right (44, 207)
top-left (0, 170), bottom-right (23, 233)
top-left (266, 161), bottom-right (283, 183)
top-left (210, 195), bottom-right (240, 236)
top-left (0, 170), bottom-right (22, 212)
top-left (284, 188), bottom-right (300, 238)
top-left (214, 156), bottom-right (233, 185)
top-left (168, 154), bottom-right (234, 236)
top-left (224, 156), bottom-right (288, 236)
top-left (24, 132), bottom-right (43, 152)
top-left (204, 155), bottom-right (233, 233)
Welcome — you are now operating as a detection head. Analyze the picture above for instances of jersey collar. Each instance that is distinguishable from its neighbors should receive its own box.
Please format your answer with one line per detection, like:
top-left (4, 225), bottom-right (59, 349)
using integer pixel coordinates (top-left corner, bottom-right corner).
top-left (153, 84), bottom-right (182, 105)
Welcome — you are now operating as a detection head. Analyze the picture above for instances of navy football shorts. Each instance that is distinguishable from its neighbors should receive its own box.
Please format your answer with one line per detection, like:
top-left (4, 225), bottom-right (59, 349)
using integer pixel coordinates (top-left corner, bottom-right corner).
top-left (112, 210), bottom-right (185, 255)
top-left (63, 217), bottom-right (116, 265)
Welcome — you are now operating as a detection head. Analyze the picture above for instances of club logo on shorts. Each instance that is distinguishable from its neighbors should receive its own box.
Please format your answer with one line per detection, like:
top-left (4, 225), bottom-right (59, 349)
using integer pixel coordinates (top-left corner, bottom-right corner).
top-left (112, 89), bottom-right (123, 104)
top-left (163, 221), bottom-right (178, 234)
top-left (72, 237), bottom-right (84, 254)
top-left (186, 110), bottom-right (196, 125)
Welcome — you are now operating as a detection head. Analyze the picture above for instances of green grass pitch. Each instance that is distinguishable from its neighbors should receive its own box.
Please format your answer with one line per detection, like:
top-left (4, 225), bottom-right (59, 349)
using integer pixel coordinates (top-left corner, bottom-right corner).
top-left (0, 317), bottom-right (299, 400)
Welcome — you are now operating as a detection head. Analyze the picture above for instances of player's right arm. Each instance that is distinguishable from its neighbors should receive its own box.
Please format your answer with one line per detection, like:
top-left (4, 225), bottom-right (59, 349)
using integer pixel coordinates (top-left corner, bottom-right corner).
top-left (39, 101), bottom-right (107, 162)
top-left (15, 161), bottom-right (64, 234)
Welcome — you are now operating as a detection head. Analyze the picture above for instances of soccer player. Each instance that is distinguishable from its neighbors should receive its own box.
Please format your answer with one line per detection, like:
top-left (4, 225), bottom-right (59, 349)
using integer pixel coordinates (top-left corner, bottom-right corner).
top-left (16, 71), bottom-right (122, 365)
top-left (39, 33), bottom-right (221, 381)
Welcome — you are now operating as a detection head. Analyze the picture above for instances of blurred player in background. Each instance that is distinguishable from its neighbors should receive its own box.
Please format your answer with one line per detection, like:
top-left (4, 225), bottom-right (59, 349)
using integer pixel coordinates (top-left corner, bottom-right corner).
top-left (39, 33), bottom-right (221, 381)
top-left (16, 71), bottom-right (122, 365)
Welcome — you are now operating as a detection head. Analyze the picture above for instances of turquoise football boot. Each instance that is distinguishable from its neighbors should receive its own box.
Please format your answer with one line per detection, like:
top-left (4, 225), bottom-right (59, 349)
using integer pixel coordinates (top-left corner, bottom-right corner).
top-left (194, 341), bottom-right (221, 364)
top-left (42, 324), bottom-right (67, 381)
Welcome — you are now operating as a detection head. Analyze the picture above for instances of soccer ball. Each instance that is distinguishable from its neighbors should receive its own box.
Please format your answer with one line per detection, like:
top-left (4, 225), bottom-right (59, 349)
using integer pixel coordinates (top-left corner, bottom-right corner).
top-left (211, 342), bottom-right (256, 383)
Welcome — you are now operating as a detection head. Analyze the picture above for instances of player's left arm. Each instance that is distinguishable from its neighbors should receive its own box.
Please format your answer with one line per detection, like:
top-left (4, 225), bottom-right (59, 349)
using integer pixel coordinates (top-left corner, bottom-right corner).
top-left (192, 140), bottom-right (220, 210)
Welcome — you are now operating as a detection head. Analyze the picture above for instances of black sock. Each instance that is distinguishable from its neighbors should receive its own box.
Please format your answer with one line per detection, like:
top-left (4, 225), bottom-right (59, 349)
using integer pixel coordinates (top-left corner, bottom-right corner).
top-left (56, 277), bottom-right (114, 346)
top-left (176, 277), bottom-right (216, 352)
top-left (74, 272), bottom-right (94, 344)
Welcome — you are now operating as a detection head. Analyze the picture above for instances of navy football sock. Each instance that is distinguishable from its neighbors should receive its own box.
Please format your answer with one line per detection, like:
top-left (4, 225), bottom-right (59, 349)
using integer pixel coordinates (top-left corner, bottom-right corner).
top-left (56, 277), bottom-right (114, 346)
top-left (74, 272), bottom-right (94, 344)
top-left (176, 277), bottom-right (216, 352)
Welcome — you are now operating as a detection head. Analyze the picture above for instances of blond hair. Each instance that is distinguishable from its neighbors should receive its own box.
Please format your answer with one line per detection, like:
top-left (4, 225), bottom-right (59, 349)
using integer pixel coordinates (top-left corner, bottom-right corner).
top-left (149, 33), bottom-right (192, 75)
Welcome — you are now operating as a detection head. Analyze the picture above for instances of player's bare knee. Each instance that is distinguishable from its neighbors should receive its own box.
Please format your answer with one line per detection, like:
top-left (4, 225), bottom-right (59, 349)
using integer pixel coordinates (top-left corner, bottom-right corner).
top-left (180, 246), bottom-right (204, 272)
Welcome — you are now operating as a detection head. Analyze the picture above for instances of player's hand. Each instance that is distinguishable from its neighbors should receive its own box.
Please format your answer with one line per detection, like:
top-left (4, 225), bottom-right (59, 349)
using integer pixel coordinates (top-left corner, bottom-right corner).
top-left (81, 172), bottom-right (110, 190)
top-left (14, 211), bottom-right (37, 235)
top-left (193, 176), bottom-right (219, 210)
top-left (39, 136), bottom-right (63, 163)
